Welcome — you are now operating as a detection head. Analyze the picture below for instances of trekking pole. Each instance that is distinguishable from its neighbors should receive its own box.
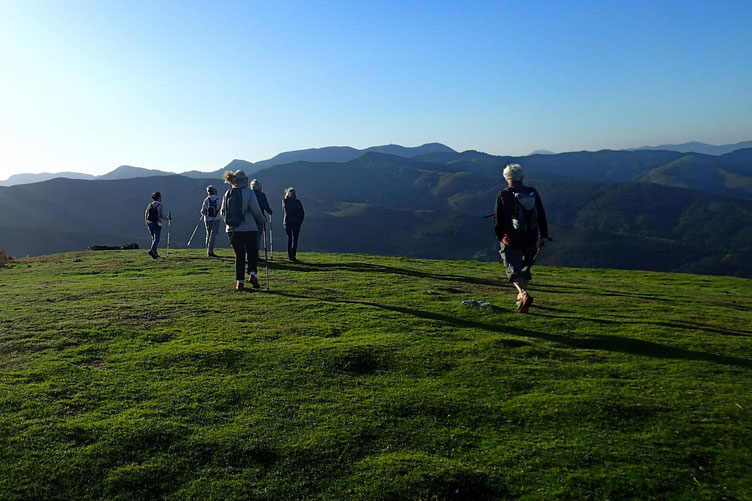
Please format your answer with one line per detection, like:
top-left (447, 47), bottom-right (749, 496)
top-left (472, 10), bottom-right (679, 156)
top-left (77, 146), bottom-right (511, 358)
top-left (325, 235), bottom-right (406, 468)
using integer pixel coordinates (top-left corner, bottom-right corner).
top-left (269, 213), bottom-right (273, 259)
top-left (264, 223), bottom-right (270, 289)
top-left (166, 213), bottom-right (172, 257)
top-left (521, 237), bottom-right (553, 273)
top-left (186, 216), bottom-right (202, 247)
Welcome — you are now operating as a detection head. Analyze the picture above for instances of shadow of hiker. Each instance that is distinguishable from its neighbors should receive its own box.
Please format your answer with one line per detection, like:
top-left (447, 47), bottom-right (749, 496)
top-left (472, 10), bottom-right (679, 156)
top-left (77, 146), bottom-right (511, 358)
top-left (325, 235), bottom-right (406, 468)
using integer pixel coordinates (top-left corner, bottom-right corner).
top-left (267, 260), bottom-right (502, 287)
top-left (532, 310), bottom-right (752, 338)
top-left (267, 290), bottom-right (752, 370)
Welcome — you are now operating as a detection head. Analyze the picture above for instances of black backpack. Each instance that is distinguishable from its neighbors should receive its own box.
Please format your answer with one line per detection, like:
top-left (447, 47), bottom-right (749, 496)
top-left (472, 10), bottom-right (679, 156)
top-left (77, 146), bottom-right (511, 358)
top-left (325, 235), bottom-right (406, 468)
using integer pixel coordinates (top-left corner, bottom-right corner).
top-left (510, 189), bottom-right (538, 231)
top-left (206, 198), bottom-right (218, 219)
top-left (223, 188), bottom-right (244, 227)
top-left (146, 202), bottom-right (160, 223)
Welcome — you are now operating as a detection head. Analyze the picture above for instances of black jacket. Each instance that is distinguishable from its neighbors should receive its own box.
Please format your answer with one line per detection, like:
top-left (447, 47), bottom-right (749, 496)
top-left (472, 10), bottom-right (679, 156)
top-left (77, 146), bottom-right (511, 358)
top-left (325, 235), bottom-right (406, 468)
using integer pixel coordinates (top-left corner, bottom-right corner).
top-left (255, 190), bottom-right (273, 215)
top-left (283, 198), bottom-right (305, 226)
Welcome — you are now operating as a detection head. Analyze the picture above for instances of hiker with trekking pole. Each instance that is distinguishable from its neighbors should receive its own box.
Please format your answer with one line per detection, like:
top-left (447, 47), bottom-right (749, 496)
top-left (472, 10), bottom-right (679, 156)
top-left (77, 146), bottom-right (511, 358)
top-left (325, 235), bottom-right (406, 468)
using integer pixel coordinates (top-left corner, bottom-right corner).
top-left (250, 179), bottom-right (273, 261)
top-left (221, 170), bottom-right (267, 291)
top-left (196, 185), bottom-right (222, 257)
top-left (144, 191), bottom-right (169, 259)
top-left (494, 163), bottom-right (551, 313)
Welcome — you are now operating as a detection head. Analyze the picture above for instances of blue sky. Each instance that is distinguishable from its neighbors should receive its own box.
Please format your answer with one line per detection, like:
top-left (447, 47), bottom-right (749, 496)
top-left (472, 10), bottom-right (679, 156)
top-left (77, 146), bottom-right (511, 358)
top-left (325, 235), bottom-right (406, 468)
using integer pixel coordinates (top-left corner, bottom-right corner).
top-left (1, 0), bottom-right (751, 177)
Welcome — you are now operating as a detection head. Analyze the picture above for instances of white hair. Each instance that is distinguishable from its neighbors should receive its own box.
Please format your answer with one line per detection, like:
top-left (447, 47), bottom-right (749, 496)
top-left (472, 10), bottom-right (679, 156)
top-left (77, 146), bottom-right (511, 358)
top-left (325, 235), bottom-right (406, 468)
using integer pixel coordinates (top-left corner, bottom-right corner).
top-left (284, 187), bottom-right (296, 199)
top-left (250, 179), bottom-right (262, 191)
top-left (503, 163), bottom-right (524, 183)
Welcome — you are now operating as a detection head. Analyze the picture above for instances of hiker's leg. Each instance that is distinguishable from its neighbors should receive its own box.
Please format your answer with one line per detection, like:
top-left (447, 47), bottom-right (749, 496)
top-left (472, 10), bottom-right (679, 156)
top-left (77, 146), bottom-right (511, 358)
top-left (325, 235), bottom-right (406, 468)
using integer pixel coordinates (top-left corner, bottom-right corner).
top-left (290, 224), bottom-right (301, 259)
top-left (256, 227), bottom-right (264, 256)
top-left (204, 220), bottom-right (211, 252)
top-left (246, 231), bottom-right (258, 276)
top-left (207, 220), bottom-right (219, 255)
top-left (150, 223), bottom-right (161, 254)
top-left (230, 232), bottom-right (245, 282)
top-left (286, 226), bottom-right (294, 258)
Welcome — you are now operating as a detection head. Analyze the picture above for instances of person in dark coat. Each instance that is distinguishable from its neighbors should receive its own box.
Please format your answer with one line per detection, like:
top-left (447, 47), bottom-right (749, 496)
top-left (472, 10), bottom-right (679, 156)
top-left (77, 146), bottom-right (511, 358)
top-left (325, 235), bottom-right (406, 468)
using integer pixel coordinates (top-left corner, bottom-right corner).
top-left (494, 163), bottom-right (550, 313)
top-left (250, 179), bottom-right (273, 258)
top-left (282, 187), bottom-right (304, 262)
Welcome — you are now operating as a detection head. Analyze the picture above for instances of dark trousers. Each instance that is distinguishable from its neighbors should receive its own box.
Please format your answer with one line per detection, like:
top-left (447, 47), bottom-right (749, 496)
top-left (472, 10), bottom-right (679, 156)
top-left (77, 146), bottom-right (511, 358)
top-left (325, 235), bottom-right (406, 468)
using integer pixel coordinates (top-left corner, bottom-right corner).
top-left (229, 231), bottom-right (258, 281)
top-left (285, 224), bottom-right (301, 259)
top-left (148, 222), bottom-right (161, 254)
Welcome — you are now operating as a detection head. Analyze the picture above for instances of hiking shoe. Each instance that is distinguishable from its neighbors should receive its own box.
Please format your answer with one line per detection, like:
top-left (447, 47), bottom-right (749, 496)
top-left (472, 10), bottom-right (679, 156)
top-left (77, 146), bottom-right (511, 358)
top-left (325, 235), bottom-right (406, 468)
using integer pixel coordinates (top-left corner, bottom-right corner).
top-left (249, 274), bottom-right (260, 289)
top-left (207, 252), bottom-right (218, 257)
top-left (148, 250), bottom-right (158, 259)
top-left (235, 282), bottom-right (244, 292)
top-left (517, 293), bottom-right (533, 313)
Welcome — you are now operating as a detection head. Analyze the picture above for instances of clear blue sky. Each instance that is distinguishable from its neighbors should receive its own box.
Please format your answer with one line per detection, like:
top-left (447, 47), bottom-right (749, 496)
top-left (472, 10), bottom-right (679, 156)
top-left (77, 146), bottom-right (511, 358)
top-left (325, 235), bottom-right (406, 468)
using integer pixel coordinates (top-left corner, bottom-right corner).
top-left (1, 0), bottom-right (751, 177)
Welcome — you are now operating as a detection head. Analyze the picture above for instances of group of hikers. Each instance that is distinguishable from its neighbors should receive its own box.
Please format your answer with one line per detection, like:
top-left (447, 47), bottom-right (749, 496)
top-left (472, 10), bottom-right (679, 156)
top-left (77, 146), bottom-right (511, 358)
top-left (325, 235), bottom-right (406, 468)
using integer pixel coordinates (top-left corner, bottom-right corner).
top-left (144, 163), bottom-right (549, 312)
top-left (144, 169), bottom-right (305, 291)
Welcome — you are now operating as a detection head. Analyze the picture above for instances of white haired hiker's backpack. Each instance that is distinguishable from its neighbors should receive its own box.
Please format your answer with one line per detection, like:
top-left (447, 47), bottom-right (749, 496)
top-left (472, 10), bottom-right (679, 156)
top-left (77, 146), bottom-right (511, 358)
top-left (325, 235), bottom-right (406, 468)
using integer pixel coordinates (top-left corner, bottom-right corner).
top-left (222, 188), bottom-right (244, 228)
top-left (510, 190), bottom-right (538, 231)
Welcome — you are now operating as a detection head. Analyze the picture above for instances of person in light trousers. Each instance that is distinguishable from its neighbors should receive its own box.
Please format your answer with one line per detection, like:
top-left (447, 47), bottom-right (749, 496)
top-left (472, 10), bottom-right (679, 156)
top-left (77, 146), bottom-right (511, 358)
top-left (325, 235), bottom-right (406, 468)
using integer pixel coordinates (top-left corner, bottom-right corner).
top-left (201, 185), bottom-right (221, 257)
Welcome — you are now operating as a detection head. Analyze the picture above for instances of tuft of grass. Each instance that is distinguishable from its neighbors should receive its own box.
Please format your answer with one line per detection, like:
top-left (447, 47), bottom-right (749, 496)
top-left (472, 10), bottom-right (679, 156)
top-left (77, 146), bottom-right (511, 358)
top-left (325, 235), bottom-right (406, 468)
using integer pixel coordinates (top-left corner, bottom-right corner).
top-left (1, 249), bottom-right (751, 499)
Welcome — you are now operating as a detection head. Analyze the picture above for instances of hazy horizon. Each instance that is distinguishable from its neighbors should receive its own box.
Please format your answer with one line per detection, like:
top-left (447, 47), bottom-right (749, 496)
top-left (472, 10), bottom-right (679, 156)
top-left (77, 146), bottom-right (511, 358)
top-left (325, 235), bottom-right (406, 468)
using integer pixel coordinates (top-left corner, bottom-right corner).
top-left (2, 0), bottom-right (751, 178)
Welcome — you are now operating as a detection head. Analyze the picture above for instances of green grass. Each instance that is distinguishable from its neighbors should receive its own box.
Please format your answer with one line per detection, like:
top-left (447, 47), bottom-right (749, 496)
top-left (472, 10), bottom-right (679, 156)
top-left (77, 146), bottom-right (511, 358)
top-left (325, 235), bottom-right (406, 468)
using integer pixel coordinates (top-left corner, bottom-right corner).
top-left (1, 249), bottom-right (751, 500)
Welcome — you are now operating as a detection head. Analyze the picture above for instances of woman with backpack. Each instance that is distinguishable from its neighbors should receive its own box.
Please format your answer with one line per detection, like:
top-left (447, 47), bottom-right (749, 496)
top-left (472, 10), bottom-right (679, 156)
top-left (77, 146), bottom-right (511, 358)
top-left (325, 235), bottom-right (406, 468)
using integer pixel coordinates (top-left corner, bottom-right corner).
top-left (144, 191), bottom-right (169, 259)
top-left (282, 187), bottom-right (305, 263)
top-left (201, 185), bottom-right (221, 257)
top-left (220, 170), bottom-right (266, 291)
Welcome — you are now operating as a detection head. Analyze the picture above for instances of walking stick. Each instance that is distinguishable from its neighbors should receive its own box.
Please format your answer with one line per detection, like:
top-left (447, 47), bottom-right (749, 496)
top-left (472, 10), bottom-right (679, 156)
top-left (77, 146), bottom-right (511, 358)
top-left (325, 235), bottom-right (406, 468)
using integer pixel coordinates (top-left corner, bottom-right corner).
top-left (186, 216), bottom-right (202, 247)
top-left (521, 237), bottom-right (552, 273)
top-left (166, 213), bottom-right (172, 257)
top-left (269, 214), bottom-right (273, 259)
top-left (264, 223), bottom-right (270, 289)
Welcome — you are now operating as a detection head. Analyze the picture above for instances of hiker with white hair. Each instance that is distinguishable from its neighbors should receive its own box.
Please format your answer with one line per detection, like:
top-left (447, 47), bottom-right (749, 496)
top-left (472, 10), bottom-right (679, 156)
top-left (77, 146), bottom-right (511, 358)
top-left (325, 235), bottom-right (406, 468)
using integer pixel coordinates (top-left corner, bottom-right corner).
top-left (221, 170), bottom-right (267, 291)
top-left (494, 163), bottom-right (550, 313)
top-left (250, 179), bottom-right (273, 259)
top-left (200, 185), bottom-right (221, 257)
top-left (282, 187), bottom-right (304, 263)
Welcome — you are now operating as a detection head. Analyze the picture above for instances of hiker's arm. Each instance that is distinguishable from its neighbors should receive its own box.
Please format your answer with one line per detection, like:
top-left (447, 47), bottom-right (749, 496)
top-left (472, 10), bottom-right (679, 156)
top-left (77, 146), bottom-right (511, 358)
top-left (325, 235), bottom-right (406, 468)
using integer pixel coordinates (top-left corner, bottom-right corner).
top-left (300, 202), bottom-right (304, 223)
top-left (493, 193), bottom-right (504, 241)
top-left (200, 199), bottom-right (207, 216)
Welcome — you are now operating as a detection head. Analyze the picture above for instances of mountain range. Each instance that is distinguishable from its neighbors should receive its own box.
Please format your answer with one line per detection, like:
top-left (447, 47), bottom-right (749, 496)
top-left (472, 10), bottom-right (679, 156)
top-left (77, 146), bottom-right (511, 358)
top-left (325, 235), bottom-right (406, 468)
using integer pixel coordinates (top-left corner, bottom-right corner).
top-left (1, 145), bottom-right (751, 278)
top-left (0, 143), bottom-right (457, 187)
top-left (3, 140), bottom-right (752, 187)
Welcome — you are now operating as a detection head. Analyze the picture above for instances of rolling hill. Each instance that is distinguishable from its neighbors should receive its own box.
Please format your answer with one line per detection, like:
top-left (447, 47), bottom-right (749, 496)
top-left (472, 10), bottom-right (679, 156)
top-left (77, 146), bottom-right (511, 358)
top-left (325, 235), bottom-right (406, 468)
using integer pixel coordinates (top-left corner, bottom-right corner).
top-left (1, 151), bottom-right (752, 277)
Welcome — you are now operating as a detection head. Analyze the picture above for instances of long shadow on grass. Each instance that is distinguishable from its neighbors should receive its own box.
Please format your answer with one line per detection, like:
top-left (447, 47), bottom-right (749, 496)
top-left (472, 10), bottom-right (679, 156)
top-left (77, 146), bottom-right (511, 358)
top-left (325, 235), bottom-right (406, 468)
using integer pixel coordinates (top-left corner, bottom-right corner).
top-left (268, 260), bottom-right (500, 287)
top-left (533, 311), bottom-right (752, 338)
top-left (268, 291), bottom-right (752, 369)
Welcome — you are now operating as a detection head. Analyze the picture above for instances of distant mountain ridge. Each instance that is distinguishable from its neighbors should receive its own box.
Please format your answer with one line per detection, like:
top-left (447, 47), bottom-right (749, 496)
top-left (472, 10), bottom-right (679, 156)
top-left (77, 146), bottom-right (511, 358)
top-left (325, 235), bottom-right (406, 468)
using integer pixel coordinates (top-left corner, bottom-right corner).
top-left (0, 142), bottom-right (456, 186)
top-left (633, 140), bottom-right (752, 156)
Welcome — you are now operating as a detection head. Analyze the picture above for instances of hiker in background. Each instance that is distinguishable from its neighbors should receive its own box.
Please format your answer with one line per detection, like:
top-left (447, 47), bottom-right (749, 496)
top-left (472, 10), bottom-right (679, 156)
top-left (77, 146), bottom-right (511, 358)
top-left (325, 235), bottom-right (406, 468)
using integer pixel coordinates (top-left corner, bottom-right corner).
top-left (494, 164), bottom-right (550, 313)
top-left (201, 185), bottom-right (221, 257)
top-left (250, 179), bottom-right (273, 259)
top-left (144, 191), bottom-right (169, 259)
top-left (221, 170), bottom-right (266, 291)
top-left (282, 187), bottom-right (305, 263)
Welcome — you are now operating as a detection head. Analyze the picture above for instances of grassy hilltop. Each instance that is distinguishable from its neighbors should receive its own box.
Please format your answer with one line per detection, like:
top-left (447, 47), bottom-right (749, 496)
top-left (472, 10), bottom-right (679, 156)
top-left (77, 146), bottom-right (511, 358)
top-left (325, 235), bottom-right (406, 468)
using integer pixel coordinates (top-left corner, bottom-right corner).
top-left (1, 250), bottom-right (751, 499)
